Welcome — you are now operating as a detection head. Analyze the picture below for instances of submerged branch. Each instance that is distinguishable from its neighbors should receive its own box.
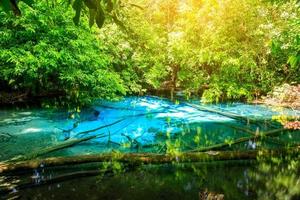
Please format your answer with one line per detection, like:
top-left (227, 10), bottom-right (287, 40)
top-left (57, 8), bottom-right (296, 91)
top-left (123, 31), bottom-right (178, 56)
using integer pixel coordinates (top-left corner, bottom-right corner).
top-left (73, 109), bottom-right (176, 137)
top-left (189, 128), bottom-right (290, 152)
top-left (185, 103), bottom-right (279, 128)
top-left (219, 123), bottom-right (289, 146)
top-left (8, 134), bottom-right (108, 162)
top-left (74, 118), bottom-right (125, 136)
top-left (185, 103), bottom-right (255, 121)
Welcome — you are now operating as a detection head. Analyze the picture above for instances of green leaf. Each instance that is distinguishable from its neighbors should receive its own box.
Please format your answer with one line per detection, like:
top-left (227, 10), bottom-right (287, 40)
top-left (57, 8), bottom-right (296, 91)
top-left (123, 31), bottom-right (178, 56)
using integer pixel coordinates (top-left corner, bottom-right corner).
top-left (8, 79), bottom-right (15, 85)
top-left (271, 41), bottom-right (280, 55)
top-left (288, 55), bottom-right (300, 69)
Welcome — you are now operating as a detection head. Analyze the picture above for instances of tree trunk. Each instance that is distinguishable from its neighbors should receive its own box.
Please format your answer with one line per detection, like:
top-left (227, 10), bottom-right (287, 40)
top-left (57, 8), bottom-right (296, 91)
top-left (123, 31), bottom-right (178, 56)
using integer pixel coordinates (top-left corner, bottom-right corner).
top-left (1, 147), bottom-right (299, 173)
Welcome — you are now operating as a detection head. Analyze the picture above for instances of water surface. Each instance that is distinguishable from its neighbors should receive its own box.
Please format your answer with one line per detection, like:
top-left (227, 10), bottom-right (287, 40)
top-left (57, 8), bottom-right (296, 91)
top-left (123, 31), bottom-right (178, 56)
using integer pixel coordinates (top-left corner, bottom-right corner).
top-left (0, 96), bottom-right (299, 199)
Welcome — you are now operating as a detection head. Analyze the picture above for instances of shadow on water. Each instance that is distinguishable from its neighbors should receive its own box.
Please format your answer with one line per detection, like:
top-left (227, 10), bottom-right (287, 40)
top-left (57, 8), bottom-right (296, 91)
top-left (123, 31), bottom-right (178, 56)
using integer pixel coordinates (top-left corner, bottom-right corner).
top-left (1, 161), bottom-right (257, 200)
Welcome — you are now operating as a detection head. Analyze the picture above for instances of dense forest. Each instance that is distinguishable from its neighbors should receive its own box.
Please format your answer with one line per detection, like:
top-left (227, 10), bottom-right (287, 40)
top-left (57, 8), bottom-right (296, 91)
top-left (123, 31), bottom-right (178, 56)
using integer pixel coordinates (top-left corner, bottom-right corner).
top-left (0, 0), bottom-right (299, 107)
top-left (0, 1), bottom-right (300, 199)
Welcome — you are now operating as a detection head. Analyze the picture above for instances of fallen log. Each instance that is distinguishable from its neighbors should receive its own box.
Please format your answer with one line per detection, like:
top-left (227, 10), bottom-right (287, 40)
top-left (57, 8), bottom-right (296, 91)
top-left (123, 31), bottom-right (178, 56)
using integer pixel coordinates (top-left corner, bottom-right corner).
top-left (8, 134), bottom-right (107, 162)
top-left (74, 118), bottom-right (125, 136)
top-left (218, 123), bottom-right (289, 146)
top-left (8, 117), bottom-right (137, 162)
top-left (185, 103), bottom-right (280, 128)
top-left (1, 147), bottom-right (299, 174)
top-left (73, 109), bottom-right (177, 138)
top-left (185, 103), bottom-right (258, 122)
top-left (7, 118), bottom-right (129, 162)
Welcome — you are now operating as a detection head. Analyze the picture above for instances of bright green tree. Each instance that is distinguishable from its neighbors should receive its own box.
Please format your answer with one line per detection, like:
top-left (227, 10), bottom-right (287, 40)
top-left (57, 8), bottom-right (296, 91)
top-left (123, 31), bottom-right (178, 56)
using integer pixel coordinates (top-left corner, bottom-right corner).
top-left (0, 1), bottom-right (126, 107)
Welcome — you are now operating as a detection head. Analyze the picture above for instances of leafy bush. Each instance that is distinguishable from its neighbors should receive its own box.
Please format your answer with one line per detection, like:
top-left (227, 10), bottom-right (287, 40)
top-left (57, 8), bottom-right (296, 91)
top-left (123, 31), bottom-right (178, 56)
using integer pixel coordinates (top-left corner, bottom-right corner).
top-left (0, 0), bottom-right (299, 105)
top-left (0, 2), bottom-right (126, 107)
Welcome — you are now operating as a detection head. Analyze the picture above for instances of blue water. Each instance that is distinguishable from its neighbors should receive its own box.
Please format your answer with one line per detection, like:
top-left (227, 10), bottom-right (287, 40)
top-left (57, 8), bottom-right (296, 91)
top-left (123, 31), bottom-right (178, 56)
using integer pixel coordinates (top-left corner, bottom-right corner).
top-left (0, 96), bottom-right (299, 161)
top-left (1, 96), bottom-right (300, 199)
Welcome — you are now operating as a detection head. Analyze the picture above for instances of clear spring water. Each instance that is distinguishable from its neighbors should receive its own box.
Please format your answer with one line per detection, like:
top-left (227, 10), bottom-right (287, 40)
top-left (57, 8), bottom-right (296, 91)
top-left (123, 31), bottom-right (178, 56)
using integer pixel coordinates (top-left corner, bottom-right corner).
top-left (0, 96), bottom-right (299, 199)
top-left (1, 96), bottom-right (299, 161)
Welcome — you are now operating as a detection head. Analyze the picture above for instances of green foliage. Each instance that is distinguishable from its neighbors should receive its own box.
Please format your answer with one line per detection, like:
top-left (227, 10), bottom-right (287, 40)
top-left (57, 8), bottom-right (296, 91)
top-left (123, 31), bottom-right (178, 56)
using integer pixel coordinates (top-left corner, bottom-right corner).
top-left (269, 2), bottom-right (300, 83)
top-left (0, 1), bottom-right (126, 107)
top-left (96, 23), bottom-right (145, 94)
top-left (0, 0), bottom-right (299, 106)
top-left (115, 0), bottom-right (300, 102)
top-left (0, 0), bottom-right (119, 28)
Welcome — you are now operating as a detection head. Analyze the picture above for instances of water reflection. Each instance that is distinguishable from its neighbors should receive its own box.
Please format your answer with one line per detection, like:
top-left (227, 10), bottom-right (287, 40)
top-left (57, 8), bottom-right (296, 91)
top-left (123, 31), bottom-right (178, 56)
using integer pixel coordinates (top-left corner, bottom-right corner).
top-left (250, 154), bottom-right (300, 200)
top-left (0, 155), bottom-right (299, 199)
top-left (1, 161), bottom-right (256, 200)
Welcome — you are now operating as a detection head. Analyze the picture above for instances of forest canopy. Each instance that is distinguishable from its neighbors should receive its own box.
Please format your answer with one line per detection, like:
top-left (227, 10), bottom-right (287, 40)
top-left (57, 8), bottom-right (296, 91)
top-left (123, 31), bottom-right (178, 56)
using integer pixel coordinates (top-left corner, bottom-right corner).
top-left (0, 0), bottom-right (299, 106)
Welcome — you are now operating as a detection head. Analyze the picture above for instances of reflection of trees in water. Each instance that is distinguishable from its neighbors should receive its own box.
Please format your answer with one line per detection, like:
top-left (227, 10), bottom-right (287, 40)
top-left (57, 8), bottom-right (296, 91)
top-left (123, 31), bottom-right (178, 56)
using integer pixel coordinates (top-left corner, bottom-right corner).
top-left (93, 162), bottom-right (253, 199)
top-left (250, 154), bottom-right (300, 200)
top-left (0, 153), bottom-right (298, 199)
